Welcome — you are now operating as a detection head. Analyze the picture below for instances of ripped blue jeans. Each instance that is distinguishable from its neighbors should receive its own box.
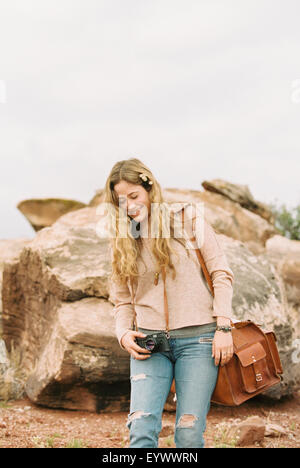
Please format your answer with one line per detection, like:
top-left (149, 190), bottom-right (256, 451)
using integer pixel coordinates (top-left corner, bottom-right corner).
top-left (126, 331), bottom-right (218, 448)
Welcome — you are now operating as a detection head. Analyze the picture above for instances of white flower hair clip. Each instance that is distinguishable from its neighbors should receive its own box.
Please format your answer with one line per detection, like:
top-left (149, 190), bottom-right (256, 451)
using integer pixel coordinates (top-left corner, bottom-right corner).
top-left (139, 172), bottom-right (153, 185)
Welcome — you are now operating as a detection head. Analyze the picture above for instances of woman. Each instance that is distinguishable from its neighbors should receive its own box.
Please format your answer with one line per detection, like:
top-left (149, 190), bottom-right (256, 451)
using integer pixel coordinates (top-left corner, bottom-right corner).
top-left (105, 158), bottom-right (234, 448)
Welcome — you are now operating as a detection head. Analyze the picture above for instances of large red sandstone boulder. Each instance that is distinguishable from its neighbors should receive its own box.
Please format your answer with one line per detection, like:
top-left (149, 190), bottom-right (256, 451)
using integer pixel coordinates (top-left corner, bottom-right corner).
top-left (0, 194), bottom-right (299, 411)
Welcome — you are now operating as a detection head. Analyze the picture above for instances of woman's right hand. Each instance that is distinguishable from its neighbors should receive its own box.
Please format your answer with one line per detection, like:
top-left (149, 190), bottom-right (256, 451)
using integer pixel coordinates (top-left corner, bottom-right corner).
top-left (121, 331), bottom-right (152, 360)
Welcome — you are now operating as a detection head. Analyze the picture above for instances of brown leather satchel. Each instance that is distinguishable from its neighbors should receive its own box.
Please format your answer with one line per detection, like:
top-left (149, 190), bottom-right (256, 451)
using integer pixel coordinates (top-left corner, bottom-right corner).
top-left (130, 206), bottom-right (283, 406)
top-left (182, 210), bottom-right (283, 405)
top-left (210, 319), bottom-right (283, 405)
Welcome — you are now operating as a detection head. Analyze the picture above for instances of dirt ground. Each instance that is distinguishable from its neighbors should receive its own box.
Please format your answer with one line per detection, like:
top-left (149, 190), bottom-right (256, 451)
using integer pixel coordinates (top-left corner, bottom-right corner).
top-left (0, 391), bottom-right (299, 448)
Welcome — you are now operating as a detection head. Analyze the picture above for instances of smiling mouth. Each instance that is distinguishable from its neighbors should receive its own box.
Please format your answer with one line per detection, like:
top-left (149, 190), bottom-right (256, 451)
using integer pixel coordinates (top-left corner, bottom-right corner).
top-left (129, 210), bottom-right (140, 217)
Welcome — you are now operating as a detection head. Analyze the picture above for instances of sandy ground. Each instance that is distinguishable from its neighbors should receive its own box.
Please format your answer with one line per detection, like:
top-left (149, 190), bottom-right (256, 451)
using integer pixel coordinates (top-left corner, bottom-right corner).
top-left (0, 391), bottom-right (299, 448)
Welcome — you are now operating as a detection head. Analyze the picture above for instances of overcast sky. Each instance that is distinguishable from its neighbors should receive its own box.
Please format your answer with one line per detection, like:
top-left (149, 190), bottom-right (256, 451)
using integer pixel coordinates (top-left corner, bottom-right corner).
top-left (0, 0), bottom-right (299, 239)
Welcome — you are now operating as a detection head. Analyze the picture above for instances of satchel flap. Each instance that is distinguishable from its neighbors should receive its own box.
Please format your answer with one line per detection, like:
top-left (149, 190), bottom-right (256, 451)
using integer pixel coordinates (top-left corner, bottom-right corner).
top-left (236, 342), bottom-right (266, 367)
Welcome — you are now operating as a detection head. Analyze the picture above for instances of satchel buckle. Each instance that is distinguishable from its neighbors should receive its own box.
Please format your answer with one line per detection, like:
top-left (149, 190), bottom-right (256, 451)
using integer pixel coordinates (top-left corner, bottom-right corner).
top-left (256, 373), bottom-right (263, 382)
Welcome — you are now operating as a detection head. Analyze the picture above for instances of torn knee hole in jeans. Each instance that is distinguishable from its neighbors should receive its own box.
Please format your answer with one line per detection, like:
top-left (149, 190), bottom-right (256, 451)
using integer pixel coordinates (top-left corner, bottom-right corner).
top-left (126, 410), bottom-right (151, 426)
top-left (177, 414), bottom-right (198, 428)
top-left (132, 373), bottom-right (147, 381)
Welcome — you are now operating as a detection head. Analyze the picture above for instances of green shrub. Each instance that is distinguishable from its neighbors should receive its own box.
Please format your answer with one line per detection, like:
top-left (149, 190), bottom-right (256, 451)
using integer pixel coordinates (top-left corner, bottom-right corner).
top-left (268, 201), bottom-right (300, 240)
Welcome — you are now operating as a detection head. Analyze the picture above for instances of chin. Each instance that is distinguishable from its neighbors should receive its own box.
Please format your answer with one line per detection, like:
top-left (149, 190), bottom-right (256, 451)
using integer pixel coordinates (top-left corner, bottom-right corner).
top-left (132, 214), bottom-right (144, 223)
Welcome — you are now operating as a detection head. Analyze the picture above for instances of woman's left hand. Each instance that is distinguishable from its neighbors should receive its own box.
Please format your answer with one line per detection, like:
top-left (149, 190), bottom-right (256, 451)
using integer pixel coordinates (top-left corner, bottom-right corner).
top-left (212, 331), bottom-right (234, 367)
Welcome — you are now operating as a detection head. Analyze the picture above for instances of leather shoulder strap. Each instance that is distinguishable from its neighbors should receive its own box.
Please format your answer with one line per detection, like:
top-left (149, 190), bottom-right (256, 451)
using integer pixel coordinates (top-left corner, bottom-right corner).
top-left (129, 276), bottom-right (138, 331)
top-left (182, 208), bottom-right (214, 297)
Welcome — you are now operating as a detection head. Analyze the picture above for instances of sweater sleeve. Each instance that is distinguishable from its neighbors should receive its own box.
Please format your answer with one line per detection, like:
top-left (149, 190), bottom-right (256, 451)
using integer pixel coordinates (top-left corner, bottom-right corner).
top-left (110, 275), bottom-right (136, 350)
top-left (109, 246), bottom-right (136, 350)
top-left (185, 205), bottom-right (235, 319)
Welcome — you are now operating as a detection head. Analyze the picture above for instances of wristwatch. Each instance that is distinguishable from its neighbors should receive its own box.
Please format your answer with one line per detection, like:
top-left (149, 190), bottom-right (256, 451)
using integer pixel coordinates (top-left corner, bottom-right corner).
top-left (216, 326), bottom-right (232, 333)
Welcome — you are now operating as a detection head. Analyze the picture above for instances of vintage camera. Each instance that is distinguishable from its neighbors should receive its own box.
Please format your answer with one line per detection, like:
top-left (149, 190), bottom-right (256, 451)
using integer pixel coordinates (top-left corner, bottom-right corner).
top-left (135, 332), bottom-right (171, 353)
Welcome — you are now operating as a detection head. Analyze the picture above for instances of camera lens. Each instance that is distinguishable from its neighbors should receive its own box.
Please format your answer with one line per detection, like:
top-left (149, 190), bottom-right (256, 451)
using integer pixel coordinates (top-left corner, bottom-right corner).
top-left (145, 339), bottom-right (155, 351)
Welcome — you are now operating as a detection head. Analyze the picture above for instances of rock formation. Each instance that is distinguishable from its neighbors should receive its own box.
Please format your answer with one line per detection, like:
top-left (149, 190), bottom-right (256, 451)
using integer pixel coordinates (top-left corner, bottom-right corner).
top-left (0, 180), bottom-right (299, 412)
top-left (17, 198), bottom-right (86, 232)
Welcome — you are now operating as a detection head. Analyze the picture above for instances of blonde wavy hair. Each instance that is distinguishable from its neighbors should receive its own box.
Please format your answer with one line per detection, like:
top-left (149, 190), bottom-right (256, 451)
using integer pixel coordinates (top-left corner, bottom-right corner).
top-left (104, 158), bottom-right (193, 285)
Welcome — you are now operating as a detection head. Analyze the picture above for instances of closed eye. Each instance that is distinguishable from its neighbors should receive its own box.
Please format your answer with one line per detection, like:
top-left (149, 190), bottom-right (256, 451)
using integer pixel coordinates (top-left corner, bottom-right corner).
top-left (119, 195), bottom-right (138, 204)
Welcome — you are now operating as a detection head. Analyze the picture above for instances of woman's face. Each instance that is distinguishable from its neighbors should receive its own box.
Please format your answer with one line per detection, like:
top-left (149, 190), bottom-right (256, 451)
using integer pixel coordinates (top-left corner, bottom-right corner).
top-left (114, 180), bottom-right (151, 224)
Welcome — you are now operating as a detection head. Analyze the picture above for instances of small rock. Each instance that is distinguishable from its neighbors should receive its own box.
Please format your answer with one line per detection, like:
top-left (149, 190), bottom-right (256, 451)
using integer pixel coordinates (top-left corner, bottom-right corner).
top-left (227, 416), bottom-right (265, 447)
top-left (265, 423), bottom-right (287, 438)
top-left (163, 392), bottom-right (176, 412)
top-left (0, 419), bottom-right (7, 428)
top-left (160, 423), bottom-right (174, 438)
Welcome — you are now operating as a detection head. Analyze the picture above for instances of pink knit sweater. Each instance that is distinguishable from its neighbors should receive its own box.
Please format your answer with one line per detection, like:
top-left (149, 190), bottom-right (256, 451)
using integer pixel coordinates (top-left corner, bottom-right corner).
top-left (109, 203), bottom-right (235, 349)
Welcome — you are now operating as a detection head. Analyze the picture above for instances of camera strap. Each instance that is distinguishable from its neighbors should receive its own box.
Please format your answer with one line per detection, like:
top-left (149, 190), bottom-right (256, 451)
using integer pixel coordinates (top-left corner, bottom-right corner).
top-left (129, 266), bottom-right (170, 336)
